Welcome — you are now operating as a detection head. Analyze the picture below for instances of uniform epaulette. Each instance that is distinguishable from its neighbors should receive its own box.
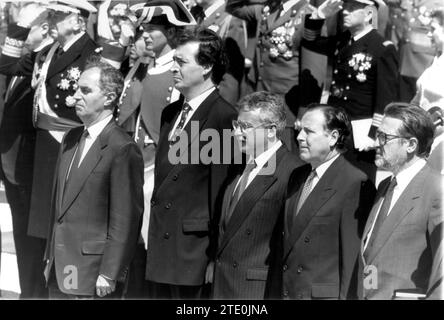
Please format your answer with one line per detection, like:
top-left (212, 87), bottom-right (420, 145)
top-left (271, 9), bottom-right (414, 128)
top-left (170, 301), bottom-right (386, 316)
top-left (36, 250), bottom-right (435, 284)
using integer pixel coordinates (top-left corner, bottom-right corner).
top-left (383, 40), bottom-right (394, 47)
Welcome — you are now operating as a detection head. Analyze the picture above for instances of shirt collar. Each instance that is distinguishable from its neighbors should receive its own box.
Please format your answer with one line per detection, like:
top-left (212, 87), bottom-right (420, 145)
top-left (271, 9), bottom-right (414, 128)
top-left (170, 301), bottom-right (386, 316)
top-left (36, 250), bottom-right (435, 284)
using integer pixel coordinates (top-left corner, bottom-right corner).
top-left (62, 31), bottom-right (85, 52)
top-left (313, 153), bottom-right (341, 179)
top-left (394, 158), bottom-right (427, 190)
top-left (282, 0), bottom-right (301, 13)
top-left (204, 0), bottom-right (225, 18)
top-left (186, 87), bottom-right (216, 111)
top-left (247, 140), bottom-right (283, 169)
top-left (353, 25), bottom-right (373, 41)
top-left (85, 114), bottom-right (113, 140)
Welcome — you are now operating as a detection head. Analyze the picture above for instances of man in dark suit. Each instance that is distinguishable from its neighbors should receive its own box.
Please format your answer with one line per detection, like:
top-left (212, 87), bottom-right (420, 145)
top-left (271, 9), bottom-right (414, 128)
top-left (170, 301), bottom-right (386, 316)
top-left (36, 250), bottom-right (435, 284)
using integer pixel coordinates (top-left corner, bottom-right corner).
top-left (283, 104), bottom-right (375, 299)
top-left (210, 91), bottom-right (302, 299)
top-left (0, 4), bottom-right (53, 299)
top-left (302, 0), bottom-right (399, 181)
top-left (44, 60), bottom-right (144, 299)
top-left (361, 103), bottom-right (442, 299)
top-left (146, 28), bottom-right (238, 299)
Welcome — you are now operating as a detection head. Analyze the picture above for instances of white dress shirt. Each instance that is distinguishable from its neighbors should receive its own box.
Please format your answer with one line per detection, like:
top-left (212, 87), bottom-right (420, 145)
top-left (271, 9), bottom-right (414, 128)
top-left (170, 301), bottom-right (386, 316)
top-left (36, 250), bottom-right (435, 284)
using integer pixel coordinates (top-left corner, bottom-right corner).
top-left (353, 25), bottom-right (373, 41)
top-left (309, 153), bottom-right (341, 192)
top-left (78, 114), bottom-right (113, 165)
top-left (168, 87), bottom-right (215, 140)
top-left (234, 140), bottom-right (283, 192)
top-left (62, 31), bottom-right (86, 52)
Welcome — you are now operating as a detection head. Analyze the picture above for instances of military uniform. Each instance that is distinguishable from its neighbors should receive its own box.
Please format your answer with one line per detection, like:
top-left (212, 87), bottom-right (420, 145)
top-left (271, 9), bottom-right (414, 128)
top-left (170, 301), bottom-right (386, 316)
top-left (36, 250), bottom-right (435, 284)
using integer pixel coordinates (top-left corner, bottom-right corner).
top-left (117, 50), bottom-right (179, 168)
top-left (303, 15), bottom-right (399, 137)
top-left (386, 0), bottom-right (442, 101)
top-left (1, 23), bottom-right (98, 239)
top-left (191, 0), bottom-right (249, 105)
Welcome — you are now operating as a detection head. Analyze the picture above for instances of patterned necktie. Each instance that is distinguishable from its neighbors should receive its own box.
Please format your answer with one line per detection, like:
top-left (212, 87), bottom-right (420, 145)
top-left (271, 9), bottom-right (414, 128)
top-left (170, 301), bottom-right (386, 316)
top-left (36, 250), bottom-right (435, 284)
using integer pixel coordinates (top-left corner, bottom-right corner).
top-left (169, 102), bottom-right (192, 144)
top-left (223, 161), bottom-right (257, 229)
top-left (364, 177), bottom-right (398, 260)
top-left (295, 169), bottom-right (317, 214)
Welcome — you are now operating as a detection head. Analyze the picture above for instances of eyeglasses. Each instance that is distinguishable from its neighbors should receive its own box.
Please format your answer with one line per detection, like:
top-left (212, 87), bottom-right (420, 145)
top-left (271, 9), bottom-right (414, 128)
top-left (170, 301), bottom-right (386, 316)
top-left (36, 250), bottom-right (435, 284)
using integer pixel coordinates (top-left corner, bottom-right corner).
top-left (375, 131), bottom-right (405, 146)
top-left (232, 120), bottom-right (274, 133)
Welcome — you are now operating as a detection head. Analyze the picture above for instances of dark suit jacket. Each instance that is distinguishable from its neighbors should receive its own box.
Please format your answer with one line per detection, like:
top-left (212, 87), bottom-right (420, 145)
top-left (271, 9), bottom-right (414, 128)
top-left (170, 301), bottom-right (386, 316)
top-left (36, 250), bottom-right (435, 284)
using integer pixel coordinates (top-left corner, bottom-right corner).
top-left (361, 164), bottom-right (443, 299)
top-left (44, 120), bottom-right (144, 296)
top-left (146, 90), bottom-right (238, 286)
top-left (212, 145), bottom-right (301, 299)
top-left (282, 155), bottom-right (375, 299)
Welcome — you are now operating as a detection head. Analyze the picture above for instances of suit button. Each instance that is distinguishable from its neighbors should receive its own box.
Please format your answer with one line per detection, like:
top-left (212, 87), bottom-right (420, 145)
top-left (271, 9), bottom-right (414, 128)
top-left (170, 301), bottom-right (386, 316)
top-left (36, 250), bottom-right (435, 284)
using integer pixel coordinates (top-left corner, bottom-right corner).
top-left (258, 76), bottom-right (263, 81)
top-left (117, 108), bottom-right (120, 113)
top-left (304, 236), bottom-right (310, 243)
top-left (282, 231), bottom-right (285, 236)
top-left (168, 86), bottom-right (173, 92)
top-left (331, 81), bottom-right (335, 85)
top-left (348, 74), bottom-right (352, 78)
top-left (343, 96), bottom-right (348, 101)
top-left (172, 175), bottom-right (178, 181)
top-left (165, 203), bottom-right (171, 209)
top-left (163, 233), bottom-right (170, 239)
top-left (233, 262), bottom-right (238, 268)
top-left (54, 104), bottom-right (58, 108)
top-left (123, 93), bottom-right (127, 97)
top-left (283, 264), bottom-right (288, 271)
top-left (115, 117), bottom-right (119, 122)
top-left (297, 266), bottom-right (303, 273)
top-left (334, 69), bottom-right (338, 74)
top-left (260, 62), bottom-right (264, 67)
top-left (151, 200), bottom-right (156, 206)
top-left (283, 290), bottom-right (289, 297)
top-left (55, 94), bottom-right (60, 99)
top-left (345, 86), bottom-right (350, 90)
top-left (166, 97), bottom-right (171, 102)
top-left (246, 229), bottom-right (251, 235)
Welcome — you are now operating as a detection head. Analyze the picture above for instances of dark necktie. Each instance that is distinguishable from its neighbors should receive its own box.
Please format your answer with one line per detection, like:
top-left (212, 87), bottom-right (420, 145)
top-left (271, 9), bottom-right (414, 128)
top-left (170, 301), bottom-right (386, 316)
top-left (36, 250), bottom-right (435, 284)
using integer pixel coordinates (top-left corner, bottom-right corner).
top-left (56, 47), bottom-right (64, 59)
top-left (223, 161), bottom-right (257, 229)
top-left (169, 102), bottom-right (192, 144)
top-left (364, 177), bottom-right (398, 260)
top-left (295, 169), bottom-right (317, 215)
top-left (66, 130), bottom-right (89, 182)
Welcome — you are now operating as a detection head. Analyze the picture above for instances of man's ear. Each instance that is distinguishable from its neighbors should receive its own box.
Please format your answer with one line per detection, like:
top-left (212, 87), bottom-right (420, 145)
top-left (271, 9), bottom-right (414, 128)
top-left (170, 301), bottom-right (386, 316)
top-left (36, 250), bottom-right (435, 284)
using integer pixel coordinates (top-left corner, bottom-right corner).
top-left (104, 92), bottom-right (117, 107)
top-left (406, 137), bottom-right (419, 154)
top-left (40, 22), bottom-right (49, 37)
top-left (71, 14), bottom-right (82, 32)
top-left (364, 7), bottom-right (375, 25)
top-left (329, 129), bottom-right (340, 148)
top-left (202, 64), bottom-right (213, 77)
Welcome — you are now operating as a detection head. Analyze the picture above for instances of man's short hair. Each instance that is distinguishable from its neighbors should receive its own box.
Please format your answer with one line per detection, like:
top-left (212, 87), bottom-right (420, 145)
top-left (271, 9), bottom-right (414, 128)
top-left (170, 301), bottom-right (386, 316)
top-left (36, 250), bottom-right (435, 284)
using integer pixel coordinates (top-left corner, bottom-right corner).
top-left (384, 102), bottom-right (435, 157)
top-left (431, 7), bottom-right (444, 26)
top-left (306, 103), bottom-right (352, 150)
top-left (238, 91), bottom-right (286, 138)
top-left (84, 57), bottom-right (124, 106)
top-left (176, 27), bottom-right (227, 84)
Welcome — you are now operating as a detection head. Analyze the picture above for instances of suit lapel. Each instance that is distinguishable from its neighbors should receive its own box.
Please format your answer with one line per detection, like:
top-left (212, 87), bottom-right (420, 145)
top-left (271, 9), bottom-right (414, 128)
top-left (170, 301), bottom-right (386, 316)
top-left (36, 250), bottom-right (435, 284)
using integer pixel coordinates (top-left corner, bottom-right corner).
top-left (156, 90), bottom-right (217, 188)
top-left (365, 167), bottom-right (428, 264)
top-left (47, 33), bottom-right (91, 79)
top-left (57, 127), bottom-right (83, 214)
top-left (284, 156), bottom-right (344, 258)
top-left (217, 148), bottom-right (288, 254)
top-left (59, 120), bottom-right (114, 218)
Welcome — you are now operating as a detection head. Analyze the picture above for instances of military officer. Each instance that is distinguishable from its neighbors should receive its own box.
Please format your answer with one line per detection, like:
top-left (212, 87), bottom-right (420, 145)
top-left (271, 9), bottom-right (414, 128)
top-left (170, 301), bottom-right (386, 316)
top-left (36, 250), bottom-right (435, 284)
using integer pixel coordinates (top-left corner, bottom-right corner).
top-left (385, 0), bottom-right (442, 102)
top-left (191, 0), bottom-right (249, 105)
top-left (302, 0), bottom-right (399, 181)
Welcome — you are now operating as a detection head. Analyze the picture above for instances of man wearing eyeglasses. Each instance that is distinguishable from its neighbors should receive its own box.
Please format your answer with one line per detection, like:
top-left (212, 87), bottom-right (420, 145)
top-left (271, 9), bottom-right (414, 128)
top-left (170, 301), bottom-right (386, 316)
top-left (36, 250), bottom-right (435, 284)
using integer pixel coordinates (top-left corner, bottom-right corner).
top-left (282, 104), bottom-right (375, 299)
top-left (208, 91), bottom-right (302, 299)
top-left (361, 103), bottom-right (443, 299)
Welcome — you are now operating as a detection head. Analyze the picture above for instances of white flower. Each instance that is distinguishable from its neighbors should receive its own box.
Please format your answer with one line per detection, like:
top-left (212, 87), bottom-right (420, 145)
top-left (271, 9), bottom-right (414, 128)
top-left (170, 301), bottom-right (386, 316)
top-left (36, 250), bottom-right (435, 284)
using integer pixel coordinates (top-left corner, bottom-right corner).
top-left (65, 95), bottom-right (76, 107)
top-left (58, 78), bottom-right (70, 90)
top-left (110, 4), bottom-right (128, 17)
top-left (67, 67), bottom-right (81, 81)
top-left (356, 73), bottom-right (366, 82)
top-left (269, 47), bottom-right (279, 58)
